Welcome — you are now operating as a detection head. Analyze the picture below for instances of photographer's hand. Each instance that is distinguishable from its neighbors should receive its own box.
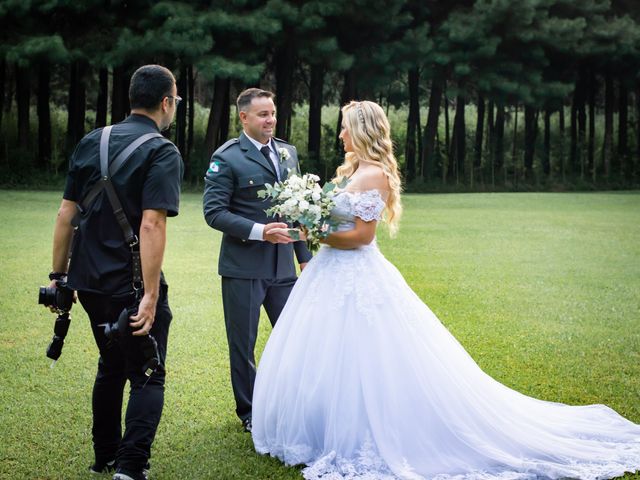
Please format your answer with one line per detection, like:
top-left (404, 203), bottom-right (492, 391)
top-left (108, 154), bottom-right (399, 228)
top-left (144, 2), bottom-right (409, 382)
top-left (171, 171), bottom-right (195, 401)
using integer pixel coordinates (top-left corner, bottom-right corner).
top-left (130, 292), bottom-right (157, 336)
top-left (130, 208), bottom-right (167, 336)
top-left (45, 279), bottom-right (77, 313)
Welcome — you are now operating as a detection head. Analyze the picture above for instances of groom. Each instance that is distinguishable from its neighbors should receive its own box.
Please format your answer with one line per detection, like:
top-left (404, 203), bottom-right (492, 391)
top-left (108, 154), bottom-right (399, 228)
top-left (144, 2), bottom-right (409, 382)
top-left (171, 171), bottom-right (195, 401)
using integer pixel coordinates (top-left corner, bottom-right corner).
top-left (203, 88), bottom-right (312, 432)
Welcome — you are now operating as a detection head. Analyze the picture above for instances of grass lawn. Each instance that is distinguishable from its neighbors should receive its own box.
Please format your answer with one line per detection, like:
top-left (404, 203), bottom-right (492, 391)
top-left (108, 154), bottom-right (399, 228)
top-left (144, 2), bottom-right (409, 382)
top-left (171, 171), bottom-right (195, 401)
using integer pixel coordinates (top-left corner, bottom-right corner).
top-left (1, 190), bottom-right (639, 479)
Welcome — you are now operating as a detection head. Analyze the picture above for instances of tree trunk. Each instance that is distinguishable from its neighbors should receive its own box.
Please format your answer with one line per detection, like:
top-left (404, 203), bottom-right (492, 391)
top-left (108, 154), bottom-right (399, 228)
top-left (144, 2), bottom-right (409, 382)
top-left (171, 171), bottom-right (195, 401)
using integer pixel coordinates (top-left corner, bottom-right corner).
top-left (308, 64), bottom-right (323, 179)
top-left (444, 83), bottom-right (450, 151)
top-left (335, 70), bottom-right (356, 172)
top-left (66, 60), bottom-right (88, 155)
top-left (450, 94), bottom-right (466, 184)
top-left (523, 105), bottom-right (537, 181)
top-left (187, 65), bottom-right (195, 164)
top-left (636, 81), bottom-right (640, 179)
top-left (473, 93), bottom-right (485, 185)
top-left (443, 81), bottom-right (450, 183)
top-left (543, 109), bottom-right (551, 176)
top-left (486, 100), bottom-right (494, 185)
top-left (570, 87), bottom-right (578, 176)
top-left (16, 64), bottom-right (30, 150)
top-left (275, 39), bottom-right (296, 141)
top-left (587, 70), bottom-right (596, 179)
top-left (219, 83), bottom-right (230, 145)
top-left (559, 104), bottom-right (566, 182)
top-left (37, 63), bottom-right (51, 168)
top-left (421, 76), bottom-right (443, 182)
top-left (95, 68), bottom-right (108, 128)
top-left (602, 70), bottom-right (614, 177)
top-left (204, 76), bottom-right (231, 156)
top-left (494, 104), bottom-right (505, 183)
top-left (511, 103), bottom-right (518, 185)
top-left (111, 65), bottom-right (129, 124)
top-left (618, 79), bottom-right (628, 177)
top-left (405, 68), bottom-right (420, 183)
top-left (175, 64), bottom-right (187, 157)
top-left (571, 67), bottom-right (587, 177)
top-left (0, 59), bottom-right (5, 130)
top-left (577, 70), bottom-right (587, 178)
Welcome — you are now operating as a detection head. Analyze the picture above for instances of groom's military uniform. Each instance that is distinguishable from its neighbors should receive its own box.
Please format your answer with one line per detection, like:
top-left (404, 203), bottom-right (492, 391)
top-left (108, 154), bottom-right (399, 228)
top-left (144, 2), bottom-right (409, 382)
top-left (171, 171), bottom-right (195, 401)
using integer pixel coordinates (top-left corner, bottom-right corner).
top-left (203, 132), bottom-right (312, 422)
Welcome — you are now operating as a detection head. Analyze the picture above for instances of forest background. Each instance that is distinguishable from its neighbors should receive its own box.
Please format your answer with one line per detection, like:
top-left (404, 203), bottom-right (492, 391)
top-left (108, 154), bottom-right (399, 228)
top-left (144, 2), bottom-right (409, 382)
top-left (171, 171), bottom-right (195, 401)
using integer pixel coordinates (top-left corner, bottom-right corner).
top-left (1, 0), bottom-right (640, 191)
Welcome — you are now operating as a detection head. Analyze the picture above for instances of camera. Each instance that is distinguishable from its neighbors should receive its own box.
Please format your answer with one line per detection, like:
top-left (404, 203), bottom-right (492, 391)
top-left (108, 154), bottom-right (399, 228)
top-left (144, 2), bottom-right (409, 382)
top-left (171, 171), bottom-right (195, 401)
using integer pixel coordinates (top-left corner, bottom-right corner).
top-left (39, 280), bottom-right (74, 363)
top-left (100, 305), bottom-right (162, 377)
top-left (39, 281), bottom-right (74, 313)
top-left (102, 305), bottom-right (137, 340)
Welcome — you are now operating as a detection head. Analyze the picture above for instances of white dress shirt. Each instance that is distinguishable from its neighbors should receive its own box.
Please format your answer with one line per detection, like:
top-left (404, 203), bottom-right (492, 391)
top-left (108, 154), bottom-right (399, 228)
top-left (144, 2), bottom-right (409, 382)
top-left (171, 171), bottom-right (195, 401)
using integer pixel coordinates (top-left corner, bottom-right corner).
top-left (245, 134), bottom-right (281, 241)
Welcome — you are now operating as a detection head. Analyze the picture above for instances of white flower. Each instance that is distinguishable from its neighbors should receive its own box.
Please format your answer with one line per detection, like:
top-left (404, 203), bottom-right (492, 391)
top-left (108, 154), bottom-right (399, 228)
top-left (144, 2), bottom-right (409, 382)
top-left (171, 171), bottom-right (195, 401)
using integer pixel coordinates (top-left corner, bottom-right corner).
top-left (278, 147), bottom-right (291, 163)
top-left (257, 173), bottom-right (349, 252)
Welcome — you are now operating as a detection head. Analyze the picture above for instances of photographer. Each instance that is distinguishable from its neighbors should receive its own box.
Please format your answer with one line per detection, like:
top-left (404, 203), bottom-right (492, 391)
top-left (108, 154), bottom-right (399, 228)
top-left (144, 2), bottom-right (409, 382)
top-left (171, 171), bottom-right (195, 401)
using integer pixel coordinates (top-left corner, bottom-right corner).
top-left (45, 65), bottom-right (182, 480)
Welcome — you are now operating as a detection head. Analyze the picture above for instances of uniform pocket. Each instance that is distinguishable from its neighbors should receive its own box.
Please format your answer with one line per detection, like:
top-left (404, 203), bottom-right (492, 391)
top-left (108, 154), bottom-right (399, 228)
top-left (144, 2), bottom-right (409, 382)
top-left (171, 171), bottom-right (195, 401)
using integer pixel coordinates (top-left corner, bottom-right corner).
top-left (238, 174), bottom-right (265, 189)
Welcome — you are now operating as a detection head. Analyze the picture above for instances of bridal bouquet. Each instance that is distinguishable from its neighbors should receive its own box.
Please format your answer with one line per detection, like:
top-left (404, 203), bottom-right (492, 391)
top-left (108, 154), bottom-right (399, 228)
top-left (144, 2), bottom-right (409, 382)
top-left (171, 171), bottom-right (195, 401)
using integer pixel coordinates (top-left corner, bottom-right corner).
top-left (258, 173), bottom-right (348, 251)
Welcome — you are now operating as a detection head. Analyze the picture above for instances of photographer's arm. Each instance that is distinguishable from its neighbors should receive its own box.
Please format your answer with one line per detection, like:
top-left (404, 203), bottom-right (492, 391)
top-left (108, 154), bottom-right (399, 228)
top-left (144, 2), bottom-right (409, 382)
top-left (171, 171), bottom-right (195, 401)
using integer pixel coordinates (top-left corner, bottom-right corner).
top-left (130, 208), bottom-right (167, 336)
top-left (51, 199), bottom-right (77, 277)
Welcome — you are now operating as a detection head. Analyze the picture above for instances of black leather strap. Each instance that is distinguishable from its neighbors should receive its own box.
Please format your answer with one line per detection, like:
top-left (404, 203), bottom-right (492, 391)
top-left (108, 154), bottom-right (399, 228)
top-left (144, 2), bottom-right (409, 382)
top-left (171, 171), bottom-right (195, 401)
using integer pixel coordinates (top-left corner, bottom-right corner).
top-left (73, 126), bottom-right (167, 290)
top-left (109, 132), bottom-right (163, 177)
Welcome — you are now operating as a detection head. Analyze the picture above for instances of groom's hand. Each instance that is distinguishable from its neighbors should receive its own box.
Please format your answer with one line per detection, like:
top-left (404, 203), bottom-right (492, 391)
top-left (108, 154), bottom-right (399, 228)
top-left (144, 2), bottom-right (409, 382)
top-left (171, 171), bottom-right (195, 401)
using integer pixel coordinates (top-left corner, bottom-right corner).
top-left (264, 222), bottom-right (293, 244)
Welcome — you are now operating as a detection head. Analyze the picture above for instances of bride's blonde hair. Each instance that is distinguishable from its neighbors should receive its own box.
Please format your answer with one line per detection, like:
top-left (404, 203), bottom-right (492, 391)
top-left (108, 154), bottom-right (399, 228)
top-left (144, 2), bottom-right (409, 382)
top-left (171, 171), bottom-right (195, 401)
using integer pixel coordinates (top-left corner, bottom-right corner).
top-left (333, 100), bottom-right (403, 235)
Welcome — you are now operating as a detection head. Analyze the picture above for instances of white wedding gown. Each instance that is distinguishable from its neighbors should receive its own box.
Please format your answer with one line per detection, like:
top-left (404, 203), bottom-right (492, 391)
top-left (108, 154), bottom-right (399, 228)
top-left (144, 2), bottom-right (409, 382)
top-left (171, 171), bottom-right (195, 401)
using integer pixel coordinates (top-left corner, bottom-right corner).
top-left (252, 190), bottom-right (640, 480)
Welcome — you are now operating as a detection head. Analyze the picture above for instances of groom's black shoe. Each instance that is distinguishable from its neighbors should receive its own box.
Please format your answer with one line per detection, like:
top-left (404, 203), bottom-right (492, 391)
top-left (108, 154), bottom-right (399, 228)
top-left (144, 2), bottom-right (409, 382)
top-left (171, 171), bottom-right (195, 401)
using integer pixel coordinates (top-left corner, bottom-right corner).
top-left (242, 416), bottom-right (252, 433)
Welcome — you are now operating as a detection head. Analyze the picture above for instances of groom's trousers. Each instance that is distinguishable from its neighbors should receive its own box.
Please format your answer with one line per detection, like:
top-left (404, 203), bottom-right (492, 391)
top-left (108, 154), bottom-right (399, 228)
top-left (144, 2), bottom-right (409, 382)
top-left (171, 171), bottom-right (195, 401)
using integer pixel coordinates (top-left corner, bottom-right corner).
top-left (78, 285), bottom-right (172, 474)
top-left (221, 276), bottom-right (297, 421)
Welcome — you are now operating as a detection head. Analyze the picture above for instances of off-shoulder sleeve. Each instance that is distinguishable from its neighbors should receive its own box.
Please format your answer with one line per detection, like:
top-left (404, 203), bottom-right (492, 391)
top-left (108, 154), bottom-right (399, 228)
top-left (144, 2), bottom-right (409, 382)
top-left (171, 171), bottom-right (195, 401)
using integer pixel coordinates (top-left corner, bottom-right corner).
top-left (351, 190), bottom-right (386, 222)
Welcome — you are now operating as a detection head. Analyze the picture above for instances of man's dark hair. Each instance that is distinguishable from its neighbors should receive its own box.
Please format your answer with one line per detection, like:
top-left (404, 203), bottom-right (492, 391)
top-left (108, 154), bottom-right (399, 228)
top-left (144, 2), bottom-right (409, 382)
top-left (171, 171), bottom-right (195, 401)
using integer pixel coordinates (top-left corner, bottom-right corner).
top-left (129, 65), bottom-right (176, 110)
top-left (237, 88), bottom-right (274, 112)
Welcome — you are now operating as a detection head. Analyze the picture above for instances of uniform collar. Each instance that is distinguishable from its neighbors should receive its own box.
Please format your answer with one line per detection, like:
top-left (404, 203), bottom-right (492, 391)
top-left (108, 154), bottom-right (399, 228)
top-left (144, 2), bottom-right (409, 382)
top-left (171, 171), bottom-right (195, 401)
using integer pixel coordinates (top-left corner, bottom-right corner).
top-left (244, 131), bottom-right (275, 153)
top-left (124, 113), bottom-right (161, 131)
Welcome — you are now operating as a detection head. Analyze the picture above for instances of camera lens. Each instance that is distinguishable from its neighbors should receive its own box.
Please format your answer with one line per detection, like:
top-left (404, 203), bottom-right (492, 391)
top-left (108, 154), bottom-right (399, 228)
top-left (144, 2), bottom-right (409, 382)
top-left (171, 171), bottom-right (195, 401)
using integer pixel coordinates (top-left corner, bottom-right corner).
top-left (38, 286), bottom-right (54, 306)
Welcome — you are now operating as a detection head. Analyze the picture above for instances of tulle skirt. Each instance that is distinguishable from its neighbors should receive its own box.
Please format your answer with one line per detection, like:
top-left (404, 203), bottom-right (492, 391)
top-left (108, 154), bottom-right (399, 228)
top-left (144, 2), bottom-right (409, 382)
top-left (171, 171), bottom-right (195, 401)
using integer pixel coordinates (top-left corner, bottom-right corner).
top-left (252, 243), bottom-right (640, 479)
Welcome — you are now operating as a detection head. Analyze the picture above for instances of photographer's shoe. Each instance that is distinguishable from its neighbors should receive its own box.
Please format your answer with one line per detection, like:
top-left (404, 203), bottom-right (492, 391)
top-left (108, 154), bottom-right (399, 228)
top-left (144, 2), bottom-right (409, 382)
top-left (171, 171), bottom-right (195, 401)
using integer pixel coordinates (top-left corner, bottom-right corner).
top-left (90, 459), bottom-right (115, 474)
top-left (112, 468), bottom-right (148, 480)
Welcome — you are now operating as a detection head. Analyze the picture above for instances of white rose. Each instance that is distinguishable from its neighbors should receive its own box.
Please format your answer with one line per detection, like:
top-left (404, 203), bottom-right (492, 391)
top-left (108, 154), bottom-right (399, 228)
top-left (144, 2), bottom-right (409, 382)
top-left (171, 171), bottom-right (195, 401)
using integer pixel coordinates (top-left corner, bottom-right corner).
top-left (309, 204), bottom-right (321, 218)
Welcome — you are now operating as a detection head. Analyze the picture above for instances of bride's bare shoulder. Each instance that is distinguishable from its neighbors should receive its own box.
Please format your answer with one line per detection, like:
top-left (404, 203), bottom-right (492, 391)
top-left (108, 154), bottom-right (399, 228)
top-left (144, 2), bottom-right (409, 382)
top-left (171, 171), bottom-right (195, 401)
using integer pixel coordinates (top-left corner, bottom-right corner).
top-left (350, 162), bottom-right (389, 192)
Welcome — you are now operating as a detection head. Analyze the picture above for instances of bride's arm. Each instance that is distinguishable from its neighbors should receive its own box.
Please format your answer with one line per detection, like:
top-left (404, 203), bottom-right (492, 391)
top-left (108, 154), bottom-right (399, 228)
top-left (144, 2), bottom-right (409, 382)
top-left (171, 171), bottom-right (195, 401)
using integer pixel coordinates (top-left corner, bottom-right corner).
top-left (322, 166), bottom-right (387, 249)
top-left (320, 217), bottom-right (377, 250)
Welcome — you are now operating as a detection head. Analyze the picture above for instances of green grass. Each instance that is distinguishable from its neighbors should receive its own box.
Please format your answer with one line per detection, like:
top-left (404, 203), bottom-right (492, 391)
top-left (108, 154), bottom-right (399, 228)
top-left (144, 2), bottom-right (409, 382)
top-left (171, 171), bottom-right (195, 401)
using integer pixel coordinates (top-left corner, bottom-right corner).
top-left (1, 190), bottom-right (639, 479)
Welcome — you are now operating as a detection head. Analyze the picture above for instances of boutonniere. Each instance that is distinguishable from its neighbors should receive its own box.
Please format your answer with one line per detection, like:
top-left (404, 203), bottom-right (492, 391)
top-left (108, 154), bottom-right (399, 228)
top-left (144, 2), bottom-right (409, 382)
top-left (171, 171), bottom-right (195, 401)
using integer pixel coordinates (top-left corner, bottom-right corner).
top-left (278, 147), bottom-right (291, 164)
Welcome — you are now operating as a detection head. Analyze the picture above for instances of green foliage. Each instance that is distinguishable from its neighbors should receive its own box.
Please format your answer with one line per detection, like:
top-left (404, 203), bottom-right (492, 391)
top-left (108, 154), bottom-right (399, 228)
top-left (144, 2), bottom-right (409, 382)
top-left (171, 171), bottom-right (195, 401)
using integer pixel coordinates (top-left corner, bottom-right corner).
top-left (2, 0), bottom-right (640, 189)
top-left (1, 191), bottom-right (640, 478)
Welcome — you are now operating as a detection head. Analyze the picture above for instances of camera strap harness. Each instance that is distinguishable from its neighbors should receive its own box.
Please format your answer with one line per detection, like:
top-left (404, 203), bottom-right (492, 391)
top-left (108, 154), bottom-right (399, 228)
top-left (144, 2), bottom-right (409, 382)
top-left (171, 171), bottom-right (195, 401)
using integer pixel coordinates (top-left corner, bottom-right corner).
top-left (75, 125), bottom-right (164, 295)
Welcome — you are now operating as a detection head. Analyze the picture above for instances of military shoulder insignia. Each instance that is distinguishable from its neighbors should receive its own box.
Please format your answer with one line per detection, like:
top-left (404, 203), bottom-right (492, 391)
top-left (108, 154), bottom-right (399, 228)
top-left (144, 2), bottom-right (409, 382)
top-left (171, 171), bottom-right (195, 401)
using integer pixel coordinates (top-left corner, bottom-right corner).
top-left (207, 160), bottom-right (220, 174)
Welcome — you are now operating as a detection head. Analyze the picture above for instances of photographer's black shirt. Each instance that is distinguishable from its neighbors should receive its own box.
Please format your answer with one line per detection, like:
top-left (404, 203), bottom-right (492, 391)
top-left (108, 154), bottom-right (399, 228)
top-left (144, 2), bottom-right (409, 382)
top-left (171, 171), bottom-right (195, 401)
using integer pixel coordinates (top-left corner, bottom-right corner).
top-left (63, 114), bottom-right (183, 295)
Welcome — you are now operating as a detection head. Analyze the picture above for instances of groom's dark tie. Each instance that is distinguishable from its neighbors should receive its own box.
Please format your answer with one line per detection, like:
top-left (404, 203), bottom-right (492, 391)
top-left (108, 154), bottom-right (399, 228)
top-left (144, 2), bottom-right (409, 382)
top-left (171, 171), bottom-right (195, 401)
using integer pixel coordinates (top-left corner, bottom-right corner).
top-left (260, 146), bottom-right (279, 180)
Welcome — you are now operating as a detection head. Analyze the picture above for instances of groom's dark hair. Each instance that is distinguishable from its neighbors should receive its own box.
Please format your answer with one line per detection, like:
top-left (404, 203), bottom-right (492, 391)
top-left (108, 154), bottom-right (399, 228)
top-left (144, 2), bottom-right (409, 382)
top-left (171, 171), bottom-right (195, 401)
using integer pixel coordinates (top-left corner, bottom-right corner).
top-left (129, 65), bottom-right (176, 110)
top-left (237, 88), bottom-right (274, 112)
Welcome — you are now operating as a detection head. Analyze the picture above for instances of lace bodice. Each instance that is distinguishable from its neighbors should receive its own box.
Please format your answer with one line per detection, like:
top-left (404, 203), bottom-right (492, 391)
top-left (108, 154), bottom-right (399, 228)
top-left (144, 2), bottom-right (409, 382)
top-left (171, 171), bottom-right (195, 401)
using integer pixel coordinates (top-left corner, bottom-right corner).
top-left (331, 189), bottom-right (386, 233)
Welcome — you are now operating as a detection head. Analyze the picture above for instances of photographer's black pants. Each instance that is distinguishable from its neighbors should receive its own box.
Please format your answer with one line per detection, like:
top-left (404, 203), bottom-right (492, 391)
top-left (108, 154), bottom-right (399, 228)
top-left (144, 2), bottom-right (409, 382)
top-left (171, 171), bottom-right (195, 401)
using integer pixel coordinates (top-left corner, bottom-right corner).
top-left (78, 284), bottom-right (172, 474)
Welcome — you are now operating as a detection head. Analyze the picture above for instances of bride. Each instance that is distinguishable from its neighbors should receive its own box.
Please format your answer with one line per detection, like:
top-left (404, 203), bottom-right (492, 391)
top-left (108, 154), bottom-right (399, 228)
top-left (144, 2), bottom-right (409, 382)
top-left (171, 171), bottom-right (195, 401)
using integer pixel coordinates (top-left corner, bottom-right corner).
top-left (251, 100), bottom-right (640, 479)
